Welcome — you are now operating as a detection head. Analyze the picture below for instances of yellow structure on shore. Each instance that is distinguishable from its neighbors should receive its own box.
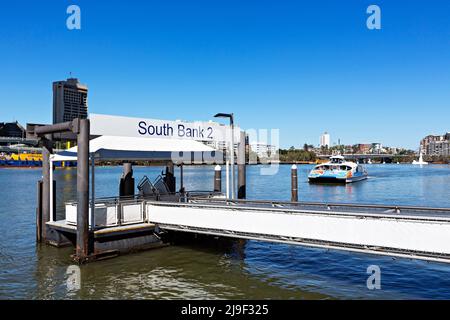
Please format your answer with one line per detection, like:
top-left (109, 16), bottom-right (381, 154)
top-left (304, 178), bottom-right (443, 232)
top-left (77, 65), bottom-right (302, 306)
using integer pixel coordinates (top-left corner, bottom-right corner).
top-left (10, 153), bottom-right (43, 161)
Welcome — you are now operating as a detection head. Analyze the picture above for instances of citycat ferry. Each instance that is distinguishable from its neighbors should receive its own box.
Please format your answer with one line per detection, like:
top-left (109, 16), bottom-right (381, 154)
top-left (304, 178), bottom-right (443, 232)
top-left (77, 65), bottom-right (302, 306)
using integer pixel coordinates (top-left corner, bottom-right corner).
top-left (308, 155), bottom-right (368, 183)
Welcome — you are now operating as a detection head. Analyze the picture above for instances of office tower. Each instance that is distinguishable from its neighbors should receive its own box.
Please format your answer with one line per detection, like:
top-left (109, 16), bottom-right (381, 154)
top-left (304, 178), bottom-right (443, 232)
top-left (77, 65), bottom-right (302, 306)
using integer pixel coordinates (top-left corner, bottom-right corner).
top-left (53, 78), bottom-right (88, 124)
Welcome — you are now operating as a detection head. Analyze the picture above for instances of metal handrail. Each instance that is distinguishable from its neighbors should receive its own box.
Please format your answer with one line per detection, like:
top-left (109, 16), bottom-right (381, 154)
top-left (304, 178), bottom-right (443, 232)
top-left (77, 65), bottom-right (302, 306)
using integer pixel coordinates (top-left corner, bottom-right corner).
top-left (65, 192), bottom-right (450, 213)
top-left (65, 190), bottom-right (220, 206)
top-left (64, 191), bottom-right (450, 232)
top-left (185, 197), bottom-right (450, 212)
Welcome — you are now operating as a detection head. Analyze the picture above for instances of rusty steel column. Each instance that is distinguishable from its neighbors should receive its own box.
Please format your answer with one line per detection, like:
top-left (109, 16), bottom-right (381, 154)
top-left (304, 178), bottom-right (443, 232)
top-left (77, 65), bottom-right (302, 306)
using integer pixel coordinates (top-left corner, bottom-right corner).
top-left (76, 119), bottom-right (90, 262)
top-left (214, 165), bottom-right (222, 193)
top-left (36, 180), bottom-right (43, 242)
top-left (164, 162), bottom-right (176, 193)
top-left (179, 164), bottom-right (185, 194)
top-left (35, 120), bottom-right (76, 244)
top-left (291, 164), bottom-right (298, 202)
top-left (119, 162), bottom-right (134, 197)
top-left (237, 131), bottom-right (246, 199)
top-left (41, 135), bottom-right (53, 241)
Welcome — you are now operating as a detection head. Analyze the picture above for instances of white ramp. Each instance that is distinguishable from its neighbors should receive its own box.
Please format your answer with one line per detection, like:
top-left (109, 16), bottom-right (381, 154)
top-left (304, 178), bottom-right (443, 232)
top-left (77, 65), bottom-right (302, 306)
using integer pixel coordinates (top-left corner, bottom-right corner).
top-left (146, 201), bottom-right (450, 263)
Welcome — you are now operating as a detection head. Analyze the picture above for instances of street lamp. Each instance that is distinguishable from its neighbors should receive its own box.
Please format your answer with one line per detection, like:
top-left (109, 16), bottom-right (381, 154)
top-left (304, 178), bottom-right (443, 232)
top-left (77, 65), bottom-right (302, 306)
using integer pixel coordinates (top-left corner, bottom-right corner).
top-left (214, 113), bottom-right (235, 199)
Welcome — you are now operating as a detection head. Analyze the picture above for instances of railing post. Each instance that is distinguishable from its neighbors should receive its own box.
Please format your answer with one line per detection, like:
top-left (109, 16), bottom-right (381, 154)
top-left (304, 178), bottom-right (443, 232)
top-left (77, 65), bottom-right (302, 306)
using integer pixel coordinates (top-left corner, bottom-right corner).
top-left (117, 201), bottom-right (122, 226)
top-left (291, 164), bottom-right (298, 202)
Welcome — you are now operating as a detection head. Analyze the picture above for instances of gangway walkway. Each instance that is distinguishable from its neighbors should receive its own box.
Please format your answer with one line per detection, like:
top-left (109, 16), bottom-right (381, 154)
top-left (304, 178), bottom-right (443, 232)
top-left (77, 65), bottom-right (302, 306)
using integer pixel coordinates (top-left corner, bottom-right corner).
top-left (146, 198), bottom-right (450, 264)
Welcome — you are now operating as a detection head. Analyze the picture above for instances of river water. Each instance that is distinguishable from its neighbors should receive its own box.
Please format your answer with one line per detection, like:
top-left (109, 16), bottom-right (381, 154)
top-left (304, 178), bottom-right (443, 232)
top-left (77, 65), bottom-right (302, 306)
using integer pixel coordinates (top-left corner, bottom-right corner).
top-left (1, 164), bottom-right (450, 299)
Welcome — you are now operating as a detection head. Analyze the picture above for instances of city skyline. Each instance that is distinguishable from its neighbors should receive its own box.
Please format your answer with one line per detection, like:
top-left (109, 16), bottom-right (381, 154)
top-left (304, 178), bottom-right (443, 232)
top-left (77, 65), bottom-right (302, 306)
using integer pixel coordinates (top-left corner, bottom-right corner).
top-left (1, 1), bottom-right (449, 149)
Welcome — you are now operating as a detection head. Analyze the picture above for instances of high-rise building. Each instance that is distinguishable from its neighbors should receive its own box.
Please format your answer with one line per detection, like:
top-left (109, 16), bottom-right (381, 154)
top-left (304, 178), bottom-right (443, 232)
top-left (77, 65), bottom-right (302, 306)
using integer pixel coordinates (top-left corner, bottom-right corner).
top-left (53, 78), bottom-right (88, 124)
top-left (357, 143), bottom-right (372, 154)
top-left (249, 143), bottom-right (277, 158)
top-left (444, 132), bottom-right (450, 141)
top-left (371, 143), bottom-right (383, 154)
top-left (320, 132), bottom-right (330, 147)
top-left (421, 133), bottom-right (450, 157)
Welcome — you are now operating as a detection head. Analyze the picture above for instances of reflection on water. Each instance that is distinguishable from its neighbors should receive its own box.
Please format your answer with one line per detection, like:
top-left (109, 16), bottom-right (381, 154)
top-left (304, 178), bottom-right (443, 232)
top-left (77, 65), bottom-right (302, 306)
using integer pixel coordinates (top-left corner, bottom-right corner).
top-left (1, 164), bottom-right (450, 299)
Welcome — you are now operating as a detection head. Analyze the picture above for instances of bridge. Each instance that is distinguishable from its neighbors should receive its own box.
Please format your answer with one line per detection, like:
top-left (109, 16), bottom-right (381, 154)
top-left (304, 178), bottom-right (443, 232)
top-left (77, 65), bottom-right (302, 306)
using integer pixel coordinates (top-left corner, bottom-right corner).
top-left (0, 136), bottom-right (39, 146)
top-left (317, 154), bottom-right (410, 162)
top-left (0, 137), bottom-right (42, 153)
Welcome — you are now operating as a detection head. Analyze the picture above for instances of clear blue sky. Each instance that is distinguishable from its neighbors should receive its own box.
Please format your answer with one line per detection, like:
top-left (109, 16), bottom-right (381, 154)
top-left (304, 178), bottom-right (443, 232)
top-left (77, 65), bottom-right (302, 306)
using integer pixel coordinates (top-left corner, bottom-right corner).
top-left (0, 0), bottom-right (449, 149)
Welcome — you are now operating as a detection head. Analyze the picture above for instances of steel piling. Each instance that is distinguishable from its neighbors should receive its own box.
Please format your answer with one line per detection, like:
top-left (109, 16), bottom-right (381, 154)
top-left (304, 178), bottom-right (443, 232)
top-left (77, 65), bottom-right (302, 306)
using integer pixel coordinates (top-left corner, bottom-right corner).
top-left (291, 164), bottom-right (298, 202)
top-left (76, 119), bottom-right (90, 262)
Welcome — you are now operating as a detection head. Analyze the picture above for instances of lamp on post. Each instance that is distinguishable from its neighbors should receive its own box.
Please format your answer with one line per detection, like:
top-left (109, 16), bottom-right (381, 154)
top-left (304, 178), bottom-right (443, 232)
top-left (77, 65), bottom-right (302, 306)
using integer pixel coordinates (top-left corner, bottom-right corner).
top-left (214, 113), bottom-right (235, 199)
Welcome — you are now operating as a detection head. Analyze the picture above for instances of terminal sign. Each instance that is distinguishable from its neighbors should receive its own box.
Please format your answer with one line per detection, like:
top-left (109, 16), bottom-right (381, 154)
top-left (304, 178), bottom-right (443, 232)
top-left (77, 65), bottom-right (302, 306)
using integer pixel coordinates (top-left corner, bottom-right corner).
top-left (137, 121), bottom-right (214, 140)
top-left (90, 113), bottom-right (231, 141)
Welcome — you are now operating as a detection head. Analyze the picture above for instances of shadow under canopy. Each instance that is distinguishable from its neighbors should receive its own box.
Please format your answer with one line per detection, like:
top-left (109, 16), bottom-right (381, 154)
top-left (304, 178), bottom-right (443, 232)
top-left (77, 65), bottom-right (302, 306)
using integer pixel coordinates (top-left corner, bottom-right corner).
top-left (51, 135), bottom-right (222, 163)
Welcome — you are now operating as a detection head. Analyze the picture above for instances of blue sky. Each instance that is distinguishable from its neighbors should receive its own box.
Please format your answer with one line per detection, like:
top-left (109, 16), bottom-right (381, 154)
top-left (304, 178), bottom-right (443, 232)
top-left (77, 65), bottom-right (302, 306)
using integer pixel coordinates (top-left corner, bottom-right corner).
top-left (0, 0), bottom-right (449, 149)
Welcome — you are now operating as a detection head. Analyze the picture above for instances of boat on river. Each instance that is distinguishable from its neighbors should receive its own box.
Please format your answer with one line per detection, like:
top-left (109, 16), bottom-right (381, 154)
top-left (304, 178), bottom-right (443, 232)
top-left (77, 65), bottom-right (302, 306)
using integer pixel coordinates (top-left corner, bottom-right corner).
top-left (308, 155), bottom-right (368, 183)
top-left (412, 151), bottom-right (428, 165)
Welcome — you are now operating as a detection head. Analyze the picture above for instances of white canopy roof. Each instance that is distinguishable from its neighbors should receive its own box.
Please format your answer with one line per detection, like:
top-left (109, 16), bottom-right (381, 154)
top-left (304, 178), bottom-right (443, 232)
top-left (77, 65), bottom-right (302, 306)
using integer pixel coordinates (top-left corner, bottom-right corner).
top-left (51, 135), bottom-right (220, 163)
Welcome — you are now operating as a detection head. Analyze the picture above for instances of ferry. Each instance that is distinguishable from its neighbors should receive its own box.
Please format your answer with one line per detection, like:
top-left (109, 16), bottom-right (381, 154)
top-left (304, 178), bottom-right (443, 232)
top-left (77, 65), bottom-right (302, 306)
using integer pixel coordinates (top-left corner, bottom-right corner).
top-left (0, 152), bottom-right (76, 167)
top-left (308, 155), bottom-right (368, 183)
top-left (0, 153), bottom-right (42, 167)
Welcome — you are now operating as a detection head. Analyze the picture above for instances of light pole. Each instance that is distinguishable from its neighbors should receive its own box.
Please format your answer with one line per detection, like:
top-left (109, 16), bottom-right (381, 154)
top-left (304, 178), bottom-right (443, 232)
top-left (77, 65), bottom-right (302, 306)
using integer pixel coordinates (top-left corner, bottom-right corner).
top-left (214, 113), bottom-right (235, 199)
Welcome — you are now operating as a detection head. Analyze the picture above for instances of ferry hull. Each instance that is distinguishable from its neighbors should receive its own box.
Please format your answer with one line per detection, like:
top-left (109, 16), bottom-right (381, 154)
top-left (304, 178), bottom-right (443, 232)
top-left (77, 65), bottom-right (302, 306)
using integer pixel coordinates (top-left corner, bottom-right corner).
top-left (308, 176), bottom-right (347, 184)
top-left (308, 156), bottom-right (368, 184)
top-left (0, 160), bottom-right (76, 167)
top-left (308, 175), bottom-right (367, 184)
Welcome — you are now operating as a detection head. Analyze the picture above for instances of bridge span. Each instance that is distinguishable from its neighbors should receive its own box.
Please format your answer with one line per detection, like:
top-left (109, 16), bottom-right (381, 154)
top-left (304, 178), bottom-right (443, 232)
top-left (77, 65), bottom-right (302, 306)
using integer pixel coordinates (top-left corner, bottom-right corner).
top-left (316, 154), bottom-right (410, 163)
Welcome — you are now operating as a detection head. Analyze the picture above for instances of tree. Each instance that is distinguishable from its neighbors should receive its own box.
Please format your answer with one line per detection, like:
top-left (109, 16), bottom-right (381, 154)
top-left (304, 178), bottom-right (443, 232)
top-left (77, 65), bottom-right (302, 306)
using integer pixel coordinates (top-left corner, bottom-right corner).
top-left (303, 143), bottom-right (309, 152)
